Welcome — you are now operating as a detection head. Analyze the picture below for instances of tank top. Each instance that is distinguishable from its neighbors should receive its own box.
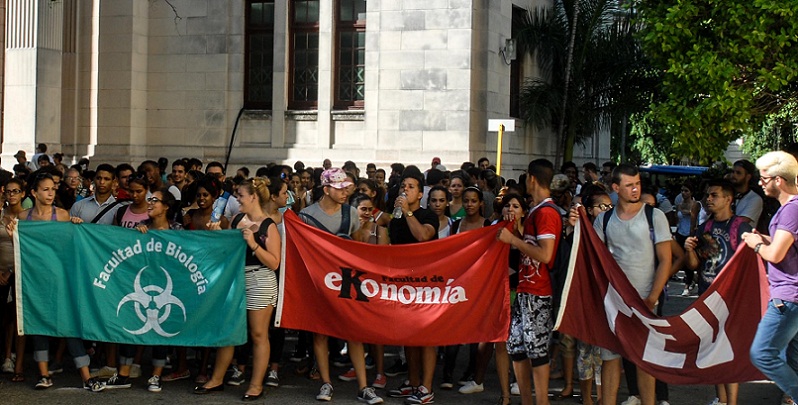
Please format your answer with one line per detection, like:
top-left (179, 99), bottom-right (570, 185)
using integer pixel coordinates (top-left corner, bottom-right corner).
top-left (26, 206), bottom-right (57, 221)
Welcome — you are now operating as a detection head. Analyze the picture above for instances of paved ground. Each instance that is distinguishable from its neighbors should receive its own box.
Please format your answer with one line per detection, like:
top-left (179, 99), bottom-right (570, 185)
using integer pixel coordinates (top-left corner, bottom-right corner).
top-left (0, 278), bottom-right (785, 404)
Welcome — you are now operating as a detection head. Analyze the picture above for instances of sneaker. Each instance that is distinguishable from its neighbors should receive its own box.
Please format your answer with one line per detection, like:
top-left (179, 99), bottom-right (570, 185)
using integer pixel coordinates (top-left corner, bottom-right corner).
top-left (84, 377), bottom-right (106, 392)
top-left (621, 396), bottom-right (642, 405)
top-left (90, 366), bottom-right (118, 378)
top-left (372, 373), bottom-right (387, 389)
top-left (358, 386), bottom-right (384, 404)
top-left (333, 355), bottom-right (352, 368)
top-left (385, 359), bottom-right (408, 377)
top-left (783, 394), bottom-right (794, 405)
top-left (681, 288), bottom-right (690, 296)
top-left (440, 380), bottom-right (453, 390)
top-left (339, 367), bottom-right (357, 382)
top-left (161, 369), bottom-right (191, 382)
top-left (130, 363), bottom-right (142, 379)
top-left (227, 368), bottom-right (245, 386)
top-left (105, 374), bottom-right (131, 389)
top-left (388, 380), bottom-right (414, 398)
top-left (405, 385), bottom-right (434, 404)
top-left (266, 369), bottom-right (279, 387)
top-left (35, 376), bottom-right (53, 390)
top-left (458, 380), bottom-right (484, 394)
top-left (148, 375), bottom-right (162, 392)
top-left (658, 401), bottom-right (671, 405)
top-left (48, 362), bottom-right (64, 375)
top-left (365, 355), bottom-right (375, 370)
top-left (510, 382), bottom-right (520, 396)
top-left (316, 382), bottom-right (334, 401)
top-left (290, 350), bottom-right (308, 362)
top-left (2, 357), bottom-right (14, 373)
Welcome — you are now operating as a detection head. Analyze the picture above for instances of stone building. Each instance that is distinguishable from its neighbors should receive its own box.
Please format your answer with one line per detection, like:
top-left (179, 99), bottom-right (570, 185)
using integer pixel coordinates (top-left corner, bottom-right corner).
top-left (1, 0), bottom-right (609, 177)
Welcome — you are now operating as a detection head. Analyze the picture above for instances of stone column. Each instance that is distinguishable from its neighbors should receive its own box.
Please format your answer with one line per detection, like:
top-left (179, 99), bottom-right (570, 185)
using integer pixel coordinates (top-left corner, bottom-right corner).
top-left (3, 0), bottom-right (64, 169)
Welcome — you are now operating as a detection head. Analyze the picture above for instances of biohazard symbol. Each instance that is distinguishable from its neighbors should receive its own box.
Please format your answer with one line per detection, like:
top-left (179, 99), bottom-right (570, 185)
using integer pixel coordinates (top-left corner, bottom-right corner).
top-left (116, 266), bottom-right (186, 337)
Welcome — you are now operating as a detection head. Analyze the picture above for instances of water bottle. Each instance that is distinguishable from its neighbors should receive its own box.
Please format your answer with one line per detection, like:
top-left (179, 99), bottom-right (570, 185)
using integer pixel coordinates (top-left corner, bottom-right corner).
top-left (393, 192), bottom-right (406, 219)
top-left (211, 191), bottom-right (230, 223)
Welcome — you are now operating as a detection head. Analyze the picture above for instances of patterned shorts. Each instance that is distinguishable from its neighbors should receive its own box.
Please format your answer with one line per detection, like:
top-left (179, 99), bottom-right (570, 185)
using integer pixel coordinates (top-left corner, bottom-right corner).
top-left (507, 293), bottom-right (553, 361)
top-left (577, 341), bottom-right (602, 381)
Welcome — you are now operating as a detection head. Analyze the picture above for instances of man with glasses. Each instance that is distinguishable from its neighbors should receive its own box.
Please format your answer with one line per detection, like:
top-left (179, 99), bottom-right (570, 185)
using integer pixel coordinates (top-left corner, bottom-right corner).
top-left (366, 163), bottom-right (377, 181)
top-left (729, 159), bottom-right (763, 227)
top-left (744, 151), bottom-right (798, 405)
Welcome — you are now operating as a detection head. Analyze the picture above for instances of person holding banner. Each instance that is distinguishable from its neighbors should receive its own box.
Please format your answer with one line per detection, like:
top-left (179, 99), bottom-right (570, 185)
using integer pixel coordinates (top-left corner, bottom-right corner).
top-left (497, 159), bottom-right (562, 405)
top-left (198, 177), bottom-right (280, 401)
top-left (299, 168), bottom-right (383, 404)
top-left (684, 179), bottom-right (751, 405)
top-left (7, 173), bottom-right (105, 392)
top-left (1, 178), bottom-right (27, 382)
top-left (388, 167), bottom-right (438, 405)
top-left (592, 164), bottom-right (672, 405)
top-left (744, 151), bottom-right (798, 404)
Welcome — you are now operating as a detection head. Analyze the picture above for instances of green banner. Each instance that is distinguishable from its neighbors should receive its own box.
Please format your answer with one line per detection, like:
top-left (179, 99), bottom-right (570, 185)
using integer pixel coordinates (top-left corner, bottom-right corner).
top-left (14, 221), bottom-right (247, 347)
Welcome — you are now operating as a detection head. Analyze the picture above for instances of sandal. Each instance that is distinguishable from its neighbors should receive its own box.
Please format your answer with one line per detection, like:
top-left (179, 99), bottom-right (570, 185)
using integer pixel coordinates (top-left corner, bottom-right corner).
top-left (497, 395), bottom-right (511, 405)
top-left (11, 373), bottom-right (25, 382)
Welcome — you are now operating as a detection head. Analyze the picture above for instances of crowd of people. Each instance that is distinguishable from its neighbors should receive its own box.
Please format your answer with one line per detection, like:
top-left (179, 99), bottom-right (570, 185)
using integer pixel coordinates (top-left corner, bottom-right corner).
top-left (0, 147), bottom-right (797, 405)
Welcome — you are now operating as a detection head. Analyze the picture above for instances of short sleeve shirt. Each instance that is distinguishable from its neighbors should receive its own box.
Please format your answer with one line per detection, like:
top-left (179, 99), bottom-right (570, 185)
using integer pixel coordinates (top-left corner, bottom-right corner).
top-left (767, 196), bottom-right (798, 302)
top-left (389, 208), bottom-right (439, 245)
top-left (693, 217), bottom-right (751, 293)
top-left (594, 205), bottom-right (672, 298)
top-left (734, 190), bottom-right (763, 227)
top-left (516, 199), bottom-right (561, 296)
top-left (300, 203), bottom-right (359, 236)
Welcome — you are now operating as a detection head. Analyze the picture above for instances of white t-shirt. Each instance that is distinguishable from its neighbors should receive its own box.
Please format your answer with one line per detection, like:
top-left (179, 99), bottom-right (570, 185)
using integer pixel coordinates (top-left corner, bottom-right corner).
top-left (594, 205), bottom-right (672, 298)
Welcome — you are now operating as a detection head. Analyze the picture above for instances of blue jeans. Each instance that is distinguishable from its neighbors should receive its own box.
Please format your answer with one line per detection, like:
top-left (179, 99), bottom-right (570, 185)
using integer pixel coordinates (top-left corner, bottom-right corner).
top-left (751, 300), bottom-right (798, 399)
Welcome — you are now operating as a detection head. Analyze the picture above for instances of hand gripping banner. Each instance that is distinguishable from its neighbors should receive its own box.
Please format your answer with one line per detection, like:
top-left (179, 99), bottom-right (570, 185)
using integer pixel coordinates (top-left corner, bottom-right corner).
top-left (555, 209), bottom-right (768, 385)
top-left (14, 221), bottom-right (247, 347)
top-left (276, 210), bottom-right (511, 346)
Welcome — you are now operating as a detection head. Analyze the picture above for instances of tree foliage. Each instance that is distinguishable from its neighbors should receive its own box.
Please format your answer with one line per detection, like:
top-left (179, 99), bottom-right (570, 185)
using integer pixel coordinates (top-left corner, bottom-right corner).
top-left (517, 0), bottom-right (657, 164)
top-left (635, 0), bottom-right (798, 164)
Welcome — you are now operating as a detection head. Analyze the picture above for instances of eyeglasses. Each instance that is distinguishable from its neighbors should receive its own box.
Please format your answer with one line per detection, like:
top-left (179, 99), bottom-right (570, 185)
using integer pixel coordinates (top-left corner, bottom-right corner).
top-left (759, 176), bottom-right (778, 186)
top-left (588, 203), bottom-right (613, 211)
top-left (4, 189), bottom-right (22, 196)
top-left (146, 197), bottom-right (163, 204)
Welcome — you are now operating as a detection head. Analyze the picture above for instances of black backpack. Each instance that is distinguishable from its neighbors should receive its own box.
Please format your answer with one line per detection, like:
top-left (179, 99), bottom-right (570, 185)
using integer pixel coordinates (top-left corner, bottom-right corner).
top-left (299, 204), bottom-right (353, 239)
top-left (530, 201), bottom-right (572, 312)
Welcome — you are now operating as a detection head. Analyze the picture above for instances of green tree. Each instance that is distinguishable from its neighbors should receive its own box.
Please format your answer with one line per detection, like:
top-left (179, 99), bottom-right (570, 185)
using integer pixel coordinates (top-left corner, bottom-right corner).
top-left (635, 0), bottom-right (798, 164)
top-left (517, 0), bottom-right (656, 165)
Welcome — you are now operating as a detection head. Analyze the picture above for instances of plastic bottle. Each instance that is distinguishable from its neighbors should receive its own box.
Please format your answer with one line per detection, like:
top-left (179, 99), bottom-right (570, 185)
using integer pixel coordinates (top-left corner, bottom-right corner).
top-left (393, 192), bottom-right (406, 219)
top-left (211, 191), bottom-right (230, 223)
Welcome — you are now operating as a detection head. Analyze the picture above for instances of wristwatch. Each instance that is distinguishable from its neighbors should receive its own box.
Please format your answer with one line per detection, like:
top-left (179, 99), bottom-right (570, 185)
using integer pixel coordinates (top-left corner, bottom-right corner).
top-left (406, 211), bottom-right (414, 218)
top-left (754, 243), bottom-right (764, 254)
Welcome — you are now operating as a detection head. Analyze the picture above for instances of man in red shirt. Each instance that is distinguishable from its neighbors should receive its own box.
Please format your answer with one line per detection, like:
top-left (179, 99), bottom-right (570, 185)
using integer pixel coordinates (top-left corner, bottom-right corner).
top-left (498, 159), bottom-right (562, 405)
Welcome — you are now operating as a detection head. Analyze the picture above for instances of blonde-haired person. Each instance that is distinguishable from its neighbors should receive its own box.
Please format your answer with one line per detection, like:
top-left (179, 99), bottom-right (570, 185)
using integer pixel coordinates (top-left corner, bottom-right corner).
top-left (745, 151), bottom-right (798, 405)
top-left (196, 177), bottom-right (281, 401)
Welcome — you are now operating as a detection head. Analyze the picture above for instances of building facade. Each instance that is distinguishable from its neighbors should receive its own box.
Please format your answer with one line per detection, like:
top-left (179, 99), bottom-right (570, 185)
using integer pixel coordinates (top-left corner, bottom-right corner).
top-left (2, 0), bottom-right (610, 177)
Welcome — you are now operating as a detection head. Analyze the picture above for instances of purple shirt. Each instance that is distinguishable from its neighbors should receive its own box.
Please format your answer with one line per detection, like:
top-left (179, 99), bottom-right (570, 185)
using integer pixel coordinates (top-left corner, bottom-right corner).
top-left (768, 196), bottom-right (798, 302)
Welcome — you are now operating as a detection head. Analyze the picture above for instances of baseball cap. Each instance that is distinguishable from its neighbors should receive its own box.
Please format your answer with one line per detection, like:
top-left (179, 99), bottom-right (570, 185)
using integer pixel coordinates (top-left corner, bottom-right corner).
top-left (321, 168), bottom-right (353, 189)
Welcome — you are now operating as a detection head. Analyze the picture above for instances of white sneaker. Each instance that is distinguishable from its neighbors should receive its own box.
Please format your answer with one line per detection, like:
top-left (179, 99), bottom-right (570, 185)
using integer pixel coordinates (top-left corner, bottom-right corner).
top-left (459, 380), bottom-right (484, 394)
top-left (681, 288), bottom-right (690, 296)
top-left (621, 396), bottom-right (642, 405)
top-left (130, 363), bottom-right (142, 379)
top-left (1, 357), bottom-right (13, 373)
top-left (317, 382), bottom-right (333, 401)
top-left (510, 382), bottom-right (520, 396)
top-left (658, 401), bottom-right (671, 405)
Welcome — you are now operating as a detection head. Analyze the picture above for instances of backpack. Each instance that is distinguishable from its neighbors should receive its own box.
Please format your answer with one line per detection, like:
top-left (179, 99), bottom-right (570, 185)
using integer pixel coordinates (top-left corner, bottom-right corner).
top-left (701, 215), bottom-right (747, 251)
top-left (529, 201), bottom-right (571, 311)
top-left (299, 204), bottom-right (353, 239)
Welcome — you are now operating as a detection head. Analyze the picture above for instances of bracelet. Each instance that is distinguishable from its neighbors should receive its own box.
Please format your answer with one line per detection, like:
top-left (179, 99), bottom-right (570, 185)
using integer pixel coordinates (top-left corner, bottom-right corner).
top-left (251, 244), bottom-right (260, 253)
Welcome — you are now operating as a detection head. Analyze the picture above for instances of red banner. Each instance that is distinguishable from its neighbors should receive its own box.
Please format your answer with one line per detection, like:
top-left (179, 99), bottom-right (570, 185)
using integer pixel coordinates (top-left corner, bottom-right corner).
top-left (275, 210), bottom-right (510, 346)
top-left (555, 209), bottom-right (769, 385)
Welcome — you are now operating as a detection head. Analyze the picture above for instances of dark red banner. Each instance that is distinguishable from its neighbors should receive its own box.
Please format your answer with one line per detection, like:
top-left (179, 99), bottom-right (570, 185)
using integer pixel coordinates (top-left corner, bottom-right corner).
top-left (556, 209), bottom-right (768, 385)
top-left (275, 210), bottom-right (510, 346)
